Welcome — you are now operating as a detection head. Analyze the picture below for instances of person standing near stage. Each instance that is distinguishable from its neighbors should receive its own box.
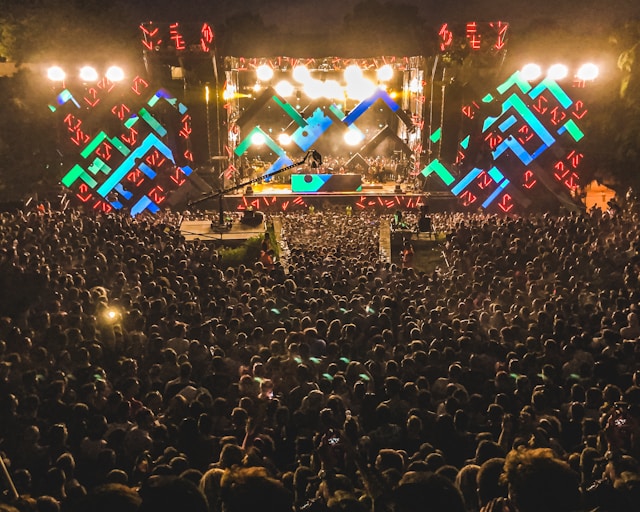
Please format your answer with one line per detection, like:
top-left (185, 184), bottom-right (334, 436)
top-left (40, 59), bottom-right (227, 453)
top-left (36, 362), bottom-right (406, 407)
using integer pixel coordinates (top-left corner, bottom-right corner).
top-left (401, 241), bottom-right (414, 269)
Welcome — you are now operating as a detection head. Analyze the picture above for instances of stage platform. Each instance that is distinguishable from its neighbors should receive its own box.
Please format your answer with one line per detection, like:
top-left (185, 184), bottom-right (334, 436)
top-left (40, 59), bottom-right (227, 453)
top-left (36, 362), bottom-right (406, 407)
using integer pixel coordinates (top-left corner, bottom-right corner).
top-left (187, 180), bottom-right (456, 214)
top-left (179, 219), bottom-right (266, 243)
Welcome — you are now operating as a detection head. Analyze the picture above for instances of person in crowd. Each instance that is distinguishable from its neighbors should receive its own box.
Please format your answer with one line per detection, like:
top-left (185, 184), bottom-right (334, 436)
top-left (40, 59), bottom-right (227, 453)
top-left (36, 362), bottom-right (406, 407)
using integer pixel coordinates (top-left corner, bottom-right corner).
top-left (0, 202), bottom-right (639, 512)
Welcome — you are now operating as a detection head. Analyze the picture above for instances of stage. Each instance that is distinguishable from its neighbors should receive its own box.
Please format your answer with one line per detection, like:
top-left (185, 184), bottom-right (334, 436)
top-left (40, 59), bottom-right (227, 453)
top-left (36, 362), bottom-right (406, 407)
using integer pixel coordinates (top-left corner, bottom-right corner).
top-left (186, 178), bottom-right (456, 215)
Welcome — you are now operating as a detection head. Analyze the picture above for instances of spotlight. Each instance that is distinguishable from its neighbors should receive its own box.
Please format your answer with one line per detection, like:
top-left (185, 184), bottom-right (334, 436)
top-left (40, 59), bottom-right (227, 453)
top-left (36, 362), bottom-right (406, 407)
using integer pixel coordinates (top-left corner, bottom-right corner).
top-left (256, 63), bottom-right (274, 82)
top-left (547, 63), bottom-right (568, 80)
top-left (520, 63), bottom-right (542, 81)
top-left (105, 65), bottom-right (125, 82)
top-left (274, 80), bottom-right (294, 97)
top-left (47, 66), bottom-right (66, 82)
top-left (377, 64), bottom-right (394, 82)
top-left (79, 66), bottom-right (99, 82)
top-left (577, 63), bottom-right (599, 81)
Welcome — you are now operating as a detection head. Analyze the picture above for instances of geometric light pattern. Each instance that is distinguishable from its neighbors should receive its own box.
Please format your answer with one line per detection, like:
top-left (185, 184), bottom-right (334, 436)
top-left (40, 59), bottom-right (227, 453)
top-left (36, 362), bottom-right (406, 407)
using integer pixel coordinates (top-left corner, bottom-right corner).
top-left (232, 87), bottom-right (413, 177)
top-left (51, 78), bottom-right (194, 215)
top-left (422, 70), bottom-right (588, 212)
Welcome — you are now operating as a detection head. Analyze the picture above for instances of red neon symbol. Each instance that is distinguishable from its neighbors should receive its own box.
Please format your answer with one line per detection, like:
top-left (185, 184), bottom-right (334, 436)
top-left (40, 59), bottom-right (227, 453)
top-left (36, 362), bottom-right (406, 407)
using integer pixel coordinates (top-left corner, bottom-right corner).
top-left (139, 23), bottom-right (161, 50)
top-left (77, 183), bottom-right (92, 203)
top-left (477, 171), bottom-right (493, 190)
top-left (200, 23), bottom-right (214, 52)
top-left (96, 142), bottom-right (113, 161)
top-left (533, 96), bottom-right (548, 115)
top-left (121, 128), bottom-right (138, 146)
top-left (517, 125), bottom-right (534, 144)
top-left (148, 186), bottom-right (166, 204)
top-left (460, 190), bottom-right (477, 206)
top-left (564, 172), bottom-right (579, 191)
top-left (523, 170), bottom-right (537, 189)
top-left (169, 23), bottom-right (186, 50)
top-left (111, 103), bottom-right (131, 121)
top-left (490, 21), bottom-right (508, 50)
top-left (572, 100), bottom-right (588, 120)
top-left (498, 194), bottom-right (514, 212)
top-left (466, 22), bottom-right (481, 50)
top-left (438, 23), bottom-right (454, 51)
top-left (170, 168), bottom-right (187, 186)
top-left (127, 170), bottom-right (145, 187)
top-left (131, 76), bottom-right (149, 96)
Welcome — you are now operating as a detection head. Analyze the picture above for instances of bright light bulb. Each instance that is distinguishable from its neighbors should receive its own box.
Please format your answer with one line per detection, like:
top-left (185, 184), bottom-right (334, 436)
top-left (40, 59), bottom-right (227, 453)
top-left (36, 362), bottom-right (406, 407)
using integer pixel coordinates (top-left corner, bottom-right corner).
top-left (256, 64), bottom-right (274, 82)
top-left (304, 79), bottom-right (324, 99)
top-left (278, 133), bottom-right (292, 145)
top-left (105, 66), bottom-right (124, 82)
top-left (251, 132), bottom-right (266, 146)
top-left (377, 64), bottom-right (394, 82)
top-left (79, 66), bottom-right (98, 82)
top-left (292, 65), bottom-right (310, 83)
top-left (577, 63), bottom-right (599, 81)
top-left (47, 66), bottom-right (66, 82)
top-left (274, 80), bottom-right (294, 97)
top-left (547, 63), bottom-right (568, 80)
top-left (520, 63), bottom-right (542, 81)
top-left (344, 64), bottom-right (363, 83)
top-left (344, 130), bottom-right (364, 146)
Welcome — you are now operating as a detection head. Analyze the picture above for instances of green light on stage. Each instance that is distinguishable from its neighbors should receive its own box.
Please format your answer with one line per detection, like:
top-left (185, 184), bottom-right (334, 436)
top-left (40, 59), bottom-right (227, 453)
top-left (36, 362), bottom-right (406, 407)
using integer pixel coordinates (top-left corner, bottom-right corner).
top-left (421, 159), bottom-right (455, 186)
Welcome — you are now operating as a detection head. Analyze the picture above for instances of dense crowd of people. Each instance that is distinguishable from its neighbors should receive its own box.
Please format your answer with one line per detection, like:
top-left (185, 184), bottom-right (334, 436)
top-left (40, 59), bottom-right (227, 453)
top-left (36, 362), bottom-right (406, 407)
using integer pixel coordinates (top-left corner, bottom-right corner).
top-left (0, 199), bottom-right (639, 512)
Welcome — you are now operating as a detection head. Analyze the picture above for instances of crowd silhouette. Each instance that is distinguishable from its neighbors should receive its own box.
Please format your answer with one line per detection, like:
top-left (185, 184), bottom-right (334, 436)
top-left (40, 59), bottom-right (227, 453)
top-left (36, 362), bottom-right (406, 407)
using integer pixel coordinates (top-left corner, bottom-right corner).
top-left (0, 200), bottom-right (639, 512)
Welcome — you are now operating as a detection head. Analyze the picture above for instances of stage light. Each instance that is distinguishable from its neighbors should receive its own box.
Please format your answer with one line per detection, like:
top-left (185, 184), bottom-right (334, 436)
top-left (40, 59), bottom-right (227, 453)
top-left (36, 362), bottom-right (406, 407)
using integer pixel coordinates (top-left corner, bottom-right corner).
top-left (577, 62), bottom-right (599, 81)
top-left (105, 65), bottom-right (125, 82)
top-left (344, 129), bottom-right (364, 146)
top-left (304, 78), bottom-right (324, 99)
top-left (408, 78), bottom-right (421, 93)
top-left (344, 64), bottom-right (363, 83)
top-left (293, 65), bottom-right (310, 83)
top-left (377, 64), bottom-right (394, 82)
top-left (253, 82), bottom-right (262, 92)
top-left (256, 63), bottom-right (274, 82)
top-left (251, 132), bottom-right (266, 146)
top-left (274, 80), bottom-right (294, 97)
top-left (323, 79), bottom-right (343, 100)
top-left (278, 133), bottom-right (292, 145)
top-left (223, 83), bottom-right (236, 100)
top-left (79, 65), bottom-right (99, 82)
top-left (47, 66), bottom-right (66, 82)
top-left (520, 63), bottom-right (541, 81)
top-left (346, 78), bottom-right (375, 101)
top-left (547, 63), bottom-right (568, 80)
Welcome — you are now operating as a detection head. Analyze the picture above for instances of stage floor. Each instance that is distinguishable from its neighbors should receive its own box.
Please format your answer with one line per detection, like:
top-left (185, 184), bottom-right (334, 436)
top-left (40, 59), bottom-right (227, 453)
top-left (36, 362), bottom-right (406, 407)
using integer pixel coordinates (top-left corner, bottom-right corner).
top-left (188, 180), bottom-right (456, 214)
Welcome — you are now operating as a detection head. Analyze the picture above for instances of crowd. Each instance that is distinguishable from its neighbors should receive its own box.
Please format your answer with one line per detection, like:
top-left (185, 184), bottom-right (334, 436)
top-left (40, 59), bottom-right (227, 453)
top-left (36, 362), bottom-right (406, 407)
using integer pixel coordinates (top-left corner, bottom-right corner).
top-left (0, 199), bottom-right (639, 512)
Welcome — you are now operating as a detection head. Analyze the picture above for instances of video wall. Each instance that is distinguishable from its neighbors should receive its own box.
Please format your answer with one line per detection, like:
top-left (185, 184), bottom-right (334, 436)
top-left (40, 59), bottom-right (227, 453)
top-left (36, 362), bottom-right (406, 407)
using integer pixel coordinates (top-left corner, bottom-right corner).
top-left (422, 71), bottom-right (588, 212)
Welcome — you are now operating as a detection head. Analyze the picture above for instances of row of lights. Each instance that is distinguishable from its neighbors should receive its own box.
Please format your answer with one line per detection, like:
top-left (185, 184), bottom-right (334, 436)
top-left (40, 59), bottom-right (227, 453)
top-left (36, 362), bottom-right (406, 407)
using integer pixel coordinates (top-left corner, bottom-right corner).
top-left (47, 65), bottom-right (126, 83)
top-left (520, 62), bottom-right (599, 82)
top-left (228, 63), bottom-right (397, 102)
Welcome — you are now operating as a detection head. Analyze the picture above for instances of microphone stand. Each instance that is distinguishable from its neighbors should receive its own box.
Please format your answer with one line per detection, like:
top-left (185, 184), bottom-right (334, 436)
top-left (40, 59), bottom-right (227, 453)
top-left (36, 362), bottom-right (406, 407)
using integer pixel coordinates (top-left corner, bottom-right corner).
top-left (188, 150), bottom-right (322, 226)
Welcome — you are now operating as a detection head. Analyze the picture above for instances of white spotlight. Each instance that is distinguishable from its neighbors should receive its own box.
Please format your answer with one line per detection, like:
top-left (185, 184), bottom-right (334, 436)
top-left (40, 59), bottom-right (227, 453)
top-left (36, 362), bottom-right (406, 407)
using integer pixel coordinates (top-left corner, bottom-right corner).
top-left (277, 133), bottom-right (292, 145)
top-left (79, 66), bottom-right (99, 82)
top-left (292, 65), bottom-right (310, 83)
top-left (251, 132), bottom-right (266, 146)
top-left (520, 63), bottom-right (542, 81)
top-left (344, 130), bottom-right (364, 146)
top-left (47, 66), bottom-right (66, 82)
top-left (547, 64), bottom-right (568, 80)
top-left (105, 66), bottom-right (125, 82)
top-left (577, 63), bottom-right (599, 81)
top-left (304, 79), bottom-right (324, 99)
top-left (256, 64), bottom-right (274, 82)
top-left (274, 80), bottom-right (294, 97)
top-left (377, 64), bottom-right (394, 82)
top-left (344, 64), bottom-right (363, 84)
